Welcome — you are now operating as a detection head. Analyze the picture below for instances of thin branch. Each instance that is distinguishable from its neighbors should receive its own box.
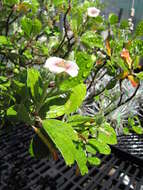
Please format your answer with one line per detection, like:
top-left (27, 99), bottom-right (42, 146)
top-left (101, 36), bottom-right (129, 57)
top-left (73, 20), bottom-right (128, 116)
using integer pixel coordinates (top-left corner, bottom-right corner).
top-left (105, 83), bottom-right (140, 116)
top-left (120, 83), bottom-right (140, 106)
top-left (87, 63), bottom-right (105, 91)
top-left (53, 0), bottom-right (71, 55)
top-left (5, 8), bottom-right (14, 36)
top-left (117, 80), bottom-right (123, 106)
top-left (32, 125), bottom-right (58, 161)
top-left (63, 0), bottom-right (71, 41)
top-left (19, 39), bottom-right (32, 55)
top-left (62, 38), bottom-right (75, 58)
top-left (54, 35), bottom-right (66, 54)
top-left (9, 14), bottom-right (19, 25)
top-left (87, 70), bottom-right (106, 93)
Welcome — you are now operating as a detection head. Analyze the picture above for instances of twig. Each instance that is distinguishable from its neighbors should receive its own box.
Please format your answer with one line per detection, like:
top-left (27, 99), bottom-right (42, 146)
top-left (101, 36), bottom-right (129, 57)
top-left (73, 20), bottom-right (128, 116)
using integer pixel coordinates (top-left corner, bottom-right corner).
top-left (62, 38), bottom-right (75, 58)
top-left (53, 0), bottom-right (71, 55)
top-left (19, 39), bottom-right (32, 55)
top-left (5, 8), bottom-right (14, 36)
top-left (117, 80), bottom-right (123, 106)
top-left (120, 83), bottom-right (140, 106)
top-left (63, 0), bottom-right (71, 41)
top-left (87, 64), bottom-right (105, 91)
top-left (32, 125), bottom-right (58, 161)
top-left (105, 83), bottom-right (140, 116)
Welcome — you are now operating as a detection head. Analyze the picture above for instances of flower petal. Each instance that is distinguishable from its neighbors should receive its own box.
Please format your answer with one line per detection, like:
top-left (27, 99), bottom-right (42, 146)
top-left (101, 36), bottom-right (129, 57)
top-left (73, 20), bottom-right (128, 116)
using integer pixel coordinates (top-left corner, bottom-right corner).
top-left (66, 61), bottom-right (79, 77)
top-left (44, 57), bottom-right (66, 73)
top-left (87, 7), bottom-right (100, 18)
top-left (44, 57), bottom-right (79, 77)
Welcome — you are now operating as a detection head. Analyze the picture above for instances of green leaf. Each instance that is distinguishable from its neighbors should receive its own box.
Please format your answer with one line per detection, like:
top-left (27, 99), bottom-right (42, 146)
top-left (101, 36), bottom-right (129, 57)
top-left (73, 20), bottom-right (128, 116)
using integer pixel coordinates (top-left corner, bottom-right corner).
top-left (65, 83), bottom-right (86, 114)
top-left (109, 13), bottom-right (118, 25)
top-left (120, 20), bottom-right (129, 29)
top-left (13, 80), bottom-right (28, 100)
top-left (116, 58), bottom-right (129, 72)
top-left (106, 79), bottom-right (117, 90)
top-left (7, 105), bottom-right (17, 117)
top-left (32, 19), bottom-right (42, 35)
top-left (21, 17), bottom-right (32, 37)
top-left (135, 21), bottom-right (143, 37)
top-left (88, 157), bottom-right (101, 166)
top-left (0, 76), bottom-right (7, 81)
top-left (17, 104), bottom-right (32, 124)
top-left (46, 83), bottom-right (86, 118)
top-left (53, 0), bottom-right (67, 6)
top-left (29, 138), bottom-right (34, 157)
top-left (2, 0), bottom-right (19, 6)
top-left (0, 36), bottom-right (8, 45)
top-left (7, 104), bottom-right (32, 124)
top-left (132, 125), bottom-right (143, 134)
top-left (60, 52), bottom-right (94, 90)
top-left (128, 117), bottom-right (135, 127)
top-left (68, 114), bottom-right (92, 126)
top-left (0, 85), bottom-right (7, 91)
top-left (44, 26), bottom-right (52, 36)
top-left (46, 105), bottom-right (65, 118)
top-left (0, 76), bottom-right (10, 89)
top-left (27, 68), bottom-right (42, 102)
top-left (40, 94), bottom-right (68, 119)
top-left (29, 129), bottom-right (54, 159)
top-left (123, 127), bottom-right (130, 135)
top-left (42, 119), bottom-right (88, 175)
top-left (23, 0), bottom-right (39, 13)
top-left (81, 31), bottom-right (103, 48)
top-left (88, 139), bottom-right (111, 155)
top-left (98, 123), bottom-right (117, 145)
top-left (23, 50), bottom-right (33, 59)
top-left (42, 119), bottom-right (78, 165)
top-left (94, 16), bottom-right (103, 24)
top-left (86, 145), bottom-right (97, 154)
top-left (136, 72), bottom-right (143, 80)
top-left (74, 144), bottom-right (88, 175)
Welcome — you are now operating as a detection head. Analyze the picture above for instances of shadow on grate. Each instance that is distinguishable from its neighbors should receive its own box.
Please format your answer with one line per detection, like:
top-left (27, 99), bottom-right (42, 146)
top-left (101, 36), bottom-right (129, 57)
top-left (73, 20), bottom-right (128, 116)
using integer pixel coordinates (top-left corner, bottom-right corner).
top-left (0, 125), bottom-right (143, 190)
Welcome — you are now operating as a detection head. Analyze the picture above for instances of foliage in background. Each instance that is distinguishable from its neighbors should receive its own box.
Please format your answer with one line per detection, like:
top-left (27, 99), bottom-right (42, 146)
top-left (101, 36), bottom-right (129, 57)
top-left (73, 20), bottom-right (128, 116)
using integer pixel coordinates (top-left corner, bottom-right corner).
top-left (0, 0), bottom-right (143, 175)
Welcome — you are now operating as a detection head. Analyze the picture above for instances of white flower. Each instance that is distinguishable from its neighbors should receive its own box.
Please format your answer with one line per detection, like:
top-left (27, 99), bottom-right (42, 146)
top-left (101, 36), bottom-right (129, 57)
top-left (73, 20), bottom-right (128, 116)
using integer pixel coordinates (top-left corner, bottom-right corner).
top-left (87, 7), bottom-right (100, 18)
top-left (44, 57), bottom-right (79, 77)
top-left (128, 18), bottom-right (132, 22)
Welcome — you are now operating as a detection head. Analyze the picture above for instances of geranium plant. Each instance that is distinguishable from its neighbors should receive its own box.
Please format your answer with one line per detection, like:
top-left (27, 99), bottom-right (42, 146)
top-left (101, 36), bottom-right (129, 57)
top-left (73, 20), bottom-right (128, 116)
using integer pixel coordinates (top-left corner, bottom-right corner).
top-left (0, 0), bottom-right (143, 175)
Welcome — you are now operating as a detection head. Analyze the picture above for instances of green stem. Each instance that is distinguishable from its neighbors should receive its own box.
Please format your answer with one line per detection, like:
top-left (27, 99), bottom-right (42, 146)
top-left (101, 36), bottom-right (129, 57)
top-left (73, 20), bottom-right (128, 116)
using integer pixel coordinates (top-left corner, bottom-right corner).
top-left (32, 125), bottom-right (58, 160)
top-left (36, 83), bottom-right (49, 113)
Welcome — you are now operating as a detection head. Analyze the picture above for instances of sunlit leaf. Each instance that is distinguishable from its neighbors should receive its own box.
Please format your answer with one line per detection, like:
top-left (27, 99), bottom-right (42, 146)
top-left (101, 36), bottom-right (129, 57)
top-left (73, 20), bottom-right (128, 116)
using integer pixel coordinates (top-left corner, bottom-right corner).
top-left (88, 139), bottom-right (111, 155)
top-left (98, 122), bottom-right (117, 145)
top-left (132, 125), bottom-right (143, 134)
top-left (88, 157), bottom-right (101, 166)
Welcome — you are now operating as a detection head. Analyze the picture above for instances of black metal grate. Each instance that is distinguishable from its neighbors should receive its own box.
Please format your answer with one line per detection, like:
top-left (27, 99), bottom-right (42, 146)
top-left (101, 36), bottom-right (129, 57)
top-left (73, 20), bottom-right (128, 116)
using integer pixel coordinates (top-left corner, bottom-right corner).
top-left (0, 125), bottom-right (143, 190)
top-left (116, 135), bottom-right (143, 159)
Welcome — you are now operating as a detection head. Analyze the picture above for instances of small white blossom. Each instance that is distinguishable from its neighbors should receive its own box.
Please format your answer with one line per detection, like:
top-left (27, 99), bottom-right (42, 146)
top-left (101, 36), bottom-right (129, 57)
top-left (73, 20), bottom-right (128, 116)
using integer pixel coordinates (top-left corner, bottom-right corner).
top-left (97, 51), bottom-right (106, 58)
top-left (39, 36), bottom-right (47, 43)
top-left (87, 7), bottom-right (100, 18)
top-left (128, 18), bottom-right (132, 22)
top-left (44, 57), bottom-right (79, 77)
top-left (130, 26), bottom-right (134, 31)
